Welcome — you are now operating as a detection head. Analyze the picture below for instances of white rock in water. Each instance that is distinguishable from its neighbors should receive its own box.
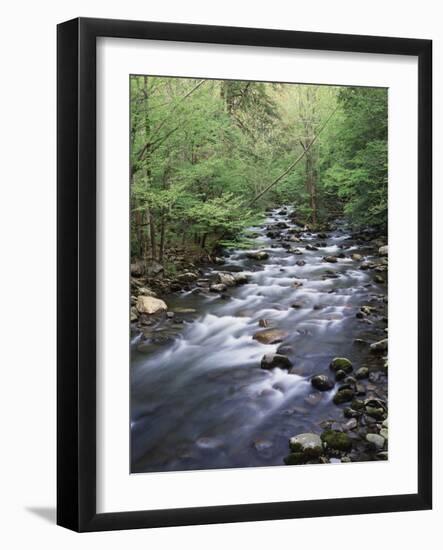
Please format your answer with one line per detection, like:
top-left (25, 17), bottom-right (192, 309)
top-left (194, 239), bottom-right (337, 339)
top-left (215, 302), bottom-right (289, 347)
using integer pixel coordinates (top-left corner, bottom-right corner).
top-left (216, 272), bottom-right (236, 286)
top-left (379, 245), bottom-right (388, 256)
top-left (136, 295), bottom-right (167, 315)
top-left (233, 272), bottom-right (249, 284)
top-left (210, 283), bottom-right (227, 293)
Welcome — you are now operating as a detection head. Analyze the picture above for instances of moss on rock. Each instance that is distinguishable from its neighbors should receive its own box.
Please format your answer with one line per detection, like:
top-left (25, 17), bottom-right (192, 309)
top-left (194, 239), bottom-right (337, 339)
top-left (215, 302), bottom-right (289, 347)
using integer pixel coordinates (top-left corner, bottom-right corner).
top-left (321, 429), bottom-right (352, 452)
top-left (329, 357), bottom-right (353, 373)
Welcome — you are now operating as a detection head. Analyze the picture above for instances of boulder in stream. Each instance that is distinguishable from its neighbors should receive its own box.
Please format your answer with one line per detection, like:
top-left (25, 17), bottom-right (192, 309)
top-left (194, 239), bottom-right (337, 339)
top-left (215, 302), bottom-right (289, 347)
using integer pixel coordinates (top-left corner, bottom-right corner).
top-left (355, 366), bottom-right (369, 379)
top-left (136, 296), bottom-right (168, 315)
top-left (366, 433), bottom-right (385, 450)
top-left (321, 429), bottom-right (352, 451)
top-left (233, 272), bottom-right (249, 285)
top-left (329, 357), bottom-right (353, 373)
top-left (370, 338), bottom-right (388, 353)
top-left (210, 283), bottom-right (227, 293)
top-left (216, 272), bottom-right (237, 287)
top-left (289, 433), bottom-right (323, 458)
top-left (253, 328), bottom-right (289, 344)
top-left (260, 353), bottom-right (293, 370)
top-left (378, 245), bottom-right (388, 256)
top-left (333, 388), bottom-right (354, 405)
top-left (130, 307), bottom-right (138, 322)
top-left (311, 374), bottom-right (335, 391)
top-left (246, 251), bottom-right (269, 260)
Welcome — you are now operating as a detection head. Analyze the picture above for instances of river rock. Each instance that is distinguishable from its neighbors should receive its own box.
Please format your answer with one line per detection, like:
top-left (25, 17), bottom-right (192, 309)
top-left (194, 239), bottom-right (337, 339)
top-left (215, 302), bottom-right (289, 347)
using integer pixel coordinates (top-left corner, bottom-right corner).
top-left (138, 286), bottom-right (157, 297)
top-left (366, 433), bottom-right (385, 450)
top-left (136, 296), bottom-right (167, 315)
top-left (246, 251), bottom-right (269, 260)
top-left (261, 353), bottom-right (293, 370)
top-left (335, 369), bottom-right (347, 381)
top-left (365, 406), bottom-right (387, 420)
top-left (343, 407), bottom-right (361, 418)
top-left (333, 388), bottom-right (354, 405)
top-left (253, 328), bottom-right (289, 344)
top-left (216, 272), bottom-right (236, 286)
top-left (374, 274), bottom-right (385, 284)
top-left (210, 283), bottom-right (227, 292)
top-left (296, 259), bottom-right (306, 266)
top-left (324, 256), bottom-right (338, 263)
top-left (344, 418), bottom-right (358, 431)
top-left (130, 261), bottom-right (144, 277)
top-left (305, 244), bottom-right (318, 251)
top-left (329, 357), bottom-right (353, 373)
top-left (233, 272), bottom-right (249, 284)
top-left (352, 253), bottom-right (362, 261)
top-left (311, 374), bottom-right (334, 391)
top-left (321, 429), bottom-right (352, 451)
top-left (289, 433), bottom-right (323, 458)
top-left (130, 307), bottom-right (138, 322)
top-left (355, 367), bottom-right (369, 379)
top-left (370, 338), bottom-right (388, 352)
top-left (379, 245), bottom-right (388, 256)
top-left (176, 271), bottom-right (199, 283)
top-left (145, 260), bottom-right (164, 276)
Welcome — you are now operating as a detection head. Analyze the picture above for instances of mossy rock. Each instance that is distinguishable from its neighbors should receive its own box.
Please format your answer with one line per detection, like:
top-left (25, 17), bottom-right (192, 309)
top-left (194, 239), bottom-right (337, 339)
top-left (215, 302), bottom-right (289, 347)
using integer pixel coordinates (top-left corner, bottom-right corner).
top-left (321, 429), bottom-right (352, 452)
top-left (311, 374), bottom-right (334, 391)
top-left (351, 399), bottom-right (365, 411)
top-left (335, 369), bottom-right (347, 381)
top-left (355, 367), bottom-right (369, 379)
top-left (289, 433), bottom-right (323, 459)
top-left (284, 452), bottom-right (306, 465)
top-left (329, 357), bottom-right (353, 373)
top-left (333, 388), bottom-right (354, 405)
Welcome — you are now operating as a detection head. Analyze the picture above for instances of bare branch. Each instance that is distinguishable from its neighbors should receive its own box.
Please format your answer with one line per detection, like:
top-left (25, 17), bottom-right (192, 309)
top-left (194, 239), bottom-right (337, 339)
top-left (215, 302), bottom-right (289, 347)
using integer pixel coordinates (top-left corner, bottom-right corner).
top-left (249, 105), bottom-right (339, 206)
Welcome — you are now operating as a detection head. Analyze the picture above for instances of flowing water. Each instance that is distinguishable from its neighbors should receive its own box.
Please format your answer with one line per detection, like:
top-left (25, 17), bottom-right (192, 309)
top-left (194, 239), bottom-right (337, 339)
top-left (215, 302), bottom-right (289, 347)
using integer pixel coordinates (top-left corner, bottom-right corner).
top-left (131, 207), bottom-right (387, 473)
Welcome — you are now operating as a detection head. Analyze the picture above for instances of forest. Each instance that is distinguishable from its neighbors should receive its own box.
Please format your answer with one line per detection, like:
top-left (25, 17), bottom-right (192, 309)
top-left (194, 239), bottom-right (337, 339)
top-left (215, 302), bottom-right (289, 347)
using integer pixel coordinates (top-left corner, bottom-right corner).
top-left (130, 76), bottom-right (387, 272)
top-left (130, 76), bottom-right (389, 473)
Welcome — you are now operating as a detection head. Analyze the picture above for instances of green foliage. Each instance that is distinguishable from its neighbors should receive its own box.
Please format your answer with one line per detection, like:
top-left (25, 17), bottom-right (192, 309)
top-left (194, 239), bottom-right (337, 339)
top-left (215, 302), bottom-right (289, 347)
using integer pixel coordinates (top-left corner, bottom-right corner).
top-left (130, 76), bottom-right (388, 265)
top-left (323, 87), bottom-right (388, 228)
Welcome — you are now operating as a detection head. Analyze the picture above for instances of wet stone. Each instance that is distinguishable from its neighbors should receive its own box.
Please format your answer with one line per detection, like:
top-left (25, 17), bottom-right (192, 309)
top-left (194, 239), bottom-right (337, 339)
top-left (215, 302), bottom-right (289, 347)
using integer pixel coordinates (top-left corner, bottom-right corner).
top-left (311, 374), bottom-right (335, 391)
top-left (333, 388), bottom-right (354, 405)
top-left (330, 357), bottom-right (353, 373)
top-left (260, 353), bottom-right (293, 370)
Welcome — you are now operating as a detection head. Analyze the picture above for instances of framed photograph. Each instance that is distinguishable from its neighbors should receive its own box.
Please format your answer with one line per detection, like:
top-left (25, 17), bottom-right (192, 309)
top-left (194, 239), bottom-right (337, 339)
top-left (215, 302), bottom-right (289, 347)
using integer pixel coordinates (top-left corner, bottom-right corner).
top-left (57, 17), bottom-right (432, 532)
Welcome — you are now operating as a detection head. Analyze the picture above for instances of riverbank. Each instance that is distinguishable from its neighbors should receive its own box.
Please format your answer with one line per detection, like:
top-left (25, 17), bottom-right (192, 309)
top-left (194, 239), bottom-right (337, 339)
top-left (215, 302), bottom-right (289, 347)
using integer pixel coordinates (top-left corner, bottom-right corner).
top-left (130, 207), bottom-right (388, 472)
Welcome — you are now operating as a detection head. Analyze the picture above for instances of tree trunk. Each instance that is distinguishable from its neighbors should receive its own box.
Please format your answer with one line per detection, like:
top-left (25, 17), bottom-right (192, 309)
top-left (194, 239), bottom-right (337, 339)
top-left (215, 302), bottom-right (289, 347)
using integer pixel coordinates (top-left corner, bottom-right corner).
top-left (159, 211), bottom-right (166, 262)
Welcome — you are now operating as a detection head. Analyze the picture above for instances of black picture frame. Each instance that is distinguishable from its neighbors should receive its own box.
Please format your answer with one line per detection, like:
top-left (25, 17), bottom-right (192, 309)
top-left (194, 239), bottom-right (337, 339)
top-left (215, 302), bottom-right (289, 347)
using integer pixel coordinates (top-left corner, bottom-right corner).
top-left (57, 17), bottom-right (432, 532)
